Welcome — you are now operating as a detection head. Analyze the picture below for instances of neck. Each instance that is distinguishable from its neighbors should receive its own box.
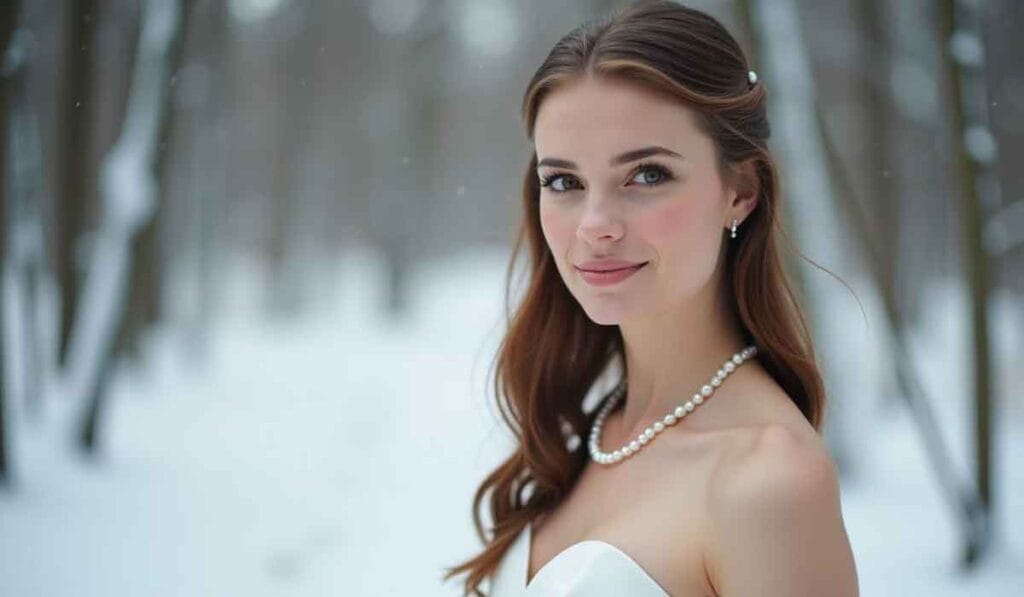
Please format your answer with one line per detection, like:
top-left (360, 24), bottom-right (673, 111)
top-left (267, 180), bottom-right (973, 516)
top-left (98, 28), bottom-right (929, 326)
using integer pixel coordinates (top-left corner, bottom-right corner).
top-left (614, 274), bottom-right (748, 440)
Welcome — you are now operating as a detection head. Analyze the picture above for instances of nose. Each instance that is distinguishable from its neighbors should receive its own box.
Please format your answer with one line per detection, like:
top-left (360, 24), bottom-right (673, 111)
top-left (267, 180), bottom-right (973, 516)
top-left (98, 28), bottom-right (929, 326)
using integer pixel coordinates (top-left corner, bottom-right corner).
top-left (575, 194), bottom-right (624, 245)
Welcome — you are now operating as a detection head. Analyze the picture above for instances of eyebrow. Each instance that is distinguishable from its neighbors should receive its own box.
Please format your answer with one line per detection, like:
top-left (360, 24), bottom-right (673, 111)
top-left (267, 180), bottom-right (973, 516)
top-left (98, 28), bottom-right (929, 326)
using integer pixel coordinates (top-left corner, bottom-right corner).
top-left (536, 146), bottom-right (683, 170)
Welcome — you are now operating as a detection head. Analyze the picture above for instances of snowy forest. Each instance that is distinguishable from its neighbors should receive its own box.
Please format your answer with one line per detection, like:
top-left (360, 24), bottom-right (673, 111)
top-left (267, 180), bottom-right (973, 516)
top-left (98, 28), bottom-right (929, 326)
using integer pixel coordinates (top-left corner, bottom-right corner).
top-left (0, 0), bottom-right (1022, 595)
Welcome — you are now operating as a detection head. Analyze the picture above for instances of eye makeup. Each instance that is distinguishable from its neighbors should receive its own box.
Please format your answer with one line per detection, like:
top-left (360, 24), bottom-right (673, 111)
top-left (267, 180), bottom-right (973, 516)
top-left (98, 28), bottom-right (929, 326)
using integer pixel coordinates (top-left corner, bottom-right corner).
top-left (538, 161), bottom-right (677, 193)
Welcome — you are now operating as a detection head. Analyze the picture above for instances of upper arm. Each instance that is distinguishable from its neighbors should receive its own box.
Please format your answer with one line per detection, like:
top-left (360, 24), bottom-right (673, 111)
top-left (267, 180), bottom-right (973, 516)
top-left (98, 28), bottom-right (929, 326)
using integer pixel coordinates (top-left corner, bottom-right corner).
top-left (705, 427), bottom-right (859, 597)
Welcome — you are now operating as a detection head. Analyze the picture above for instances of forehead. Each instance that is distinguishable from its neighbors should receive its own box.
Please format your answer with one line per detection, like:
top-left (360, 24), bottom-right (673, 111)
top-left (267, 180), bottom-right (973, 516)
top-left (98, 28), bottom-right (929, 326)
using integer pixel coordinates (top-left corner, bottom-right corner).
top-left (533, 75), bottom-right (709, 162)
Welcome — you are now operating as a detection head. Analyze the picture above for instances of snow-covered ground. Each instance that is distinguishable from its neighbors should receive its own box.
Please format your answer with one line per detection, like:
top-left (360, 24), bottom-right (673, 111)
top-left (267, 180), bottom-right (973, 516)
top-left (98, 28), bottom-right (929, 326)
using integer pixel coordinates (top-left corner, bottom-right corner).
top-left (1, 246), bottom-right (1021, 596)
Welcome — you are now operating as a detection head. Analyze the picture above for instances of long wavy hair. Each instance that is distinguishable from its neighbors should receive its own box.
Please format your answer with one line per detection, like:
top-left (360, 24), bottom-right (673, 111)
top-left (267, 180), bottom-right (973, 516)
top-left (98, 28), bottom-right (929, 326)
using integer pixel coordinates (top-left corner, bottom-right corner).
top-left (443, 1), bottom-right (826, 594)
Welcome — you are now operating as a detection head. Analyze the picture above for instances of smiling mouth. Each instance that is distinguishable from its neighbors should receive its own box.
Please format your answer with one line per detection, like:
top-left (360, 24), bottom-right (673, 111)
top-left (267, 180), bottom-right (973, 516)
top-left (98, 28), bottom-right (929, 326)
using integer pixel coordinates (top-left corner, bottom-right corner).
top-left (576, 262), bottom-right (648, 286)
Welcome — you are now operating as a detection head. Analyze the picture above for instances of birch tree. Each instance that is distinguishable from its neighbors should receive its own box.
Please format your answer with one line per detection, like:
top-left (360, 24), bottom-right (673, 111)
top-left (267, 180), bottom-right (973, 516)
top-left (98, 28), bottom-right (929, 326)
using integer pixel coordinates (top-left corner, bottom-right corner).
top-left (57, 0), bottom-right (187, 452)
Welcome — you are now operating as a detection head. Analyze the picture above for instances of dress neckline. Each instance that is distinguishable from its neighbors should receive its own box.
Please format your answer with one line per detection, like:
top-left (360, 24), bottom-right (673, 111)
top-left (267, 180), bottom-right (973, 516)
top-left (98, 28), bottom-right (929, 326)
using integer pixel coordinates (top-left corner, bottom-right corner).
top-left (523, 520), bottom-right (669, 593)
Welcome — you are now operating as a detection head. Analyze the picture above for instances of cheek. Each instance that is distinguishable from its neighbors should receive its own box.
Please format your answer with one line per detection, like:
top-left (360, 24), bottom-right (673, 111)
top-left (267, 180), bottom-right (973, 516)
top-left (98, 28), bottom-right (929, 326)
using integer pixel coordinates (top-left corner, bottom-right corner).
top-left (539, 204), bottom-right (573, 252)
top-left (641, 199), bottom-right (704, 245)
top-left (639, 197), bottom-right (722, 292)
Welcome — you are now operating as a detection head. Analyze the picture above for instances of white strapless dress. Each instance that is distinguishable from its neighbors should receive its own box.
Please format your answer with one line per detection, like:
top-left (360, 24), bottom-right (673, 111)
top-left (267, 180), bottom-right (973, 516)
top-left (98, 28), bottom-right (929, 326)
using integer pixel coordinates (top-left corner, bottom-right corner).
top-left (489, 521), bottom-right (670, 596)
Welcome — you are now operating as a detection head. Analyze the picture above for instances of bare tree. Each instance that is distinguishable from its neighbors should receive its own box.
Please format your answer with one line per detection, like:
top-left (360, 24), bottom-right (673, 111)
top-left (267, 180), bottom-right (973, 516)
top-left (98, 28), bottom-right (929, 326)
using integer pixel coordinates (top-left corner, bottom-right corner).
top-left (938, 0), bottom-right (998, 565)
top-left (56, 0), bottom-right (188, 453)
top-left (54, 0), bottom-right (97, 366)
top-left (0, 0), bottom-right (16, 486)
top-left (266, 0), bottom-right (316, 315)
top-left (751, 0), bottom-right (990, 568)
top-left (859, 0), bottom-right (901, 321)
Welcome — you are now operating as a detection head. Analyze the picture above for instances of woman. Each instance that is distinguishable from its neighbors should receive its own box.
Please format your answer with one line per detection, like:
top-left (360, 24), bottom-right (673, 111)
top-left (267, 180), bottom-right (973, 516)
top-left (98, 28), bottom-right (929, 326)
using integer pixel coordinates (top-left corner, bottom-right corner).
top-left (444, 1), bottom-right (859, 595)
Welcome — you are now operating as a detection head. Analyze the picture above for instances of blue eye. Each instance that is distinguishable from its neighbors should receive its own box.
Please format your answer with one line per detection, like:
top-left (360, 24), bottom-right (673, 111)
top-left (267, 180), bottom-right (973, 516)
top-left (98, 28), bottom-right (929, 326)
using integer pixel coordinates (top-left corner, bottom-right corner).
top-left (630, 163), bottom-right (674, 187)
top-left (538, 162), bottom-right (675, 194)
top-left (539, 173), bottom-right (583, 192)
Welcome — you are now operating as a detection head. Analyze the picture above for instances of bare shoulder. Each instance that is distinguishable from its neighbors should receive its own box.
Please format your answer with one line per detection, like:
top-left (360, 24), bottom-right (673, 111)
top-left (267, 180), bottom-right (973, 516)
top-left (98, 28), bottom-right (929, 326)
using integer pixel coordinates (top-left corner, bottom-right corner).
top-left (715, 423), bottom-right (835, 504)
top-left (703, 424), bottom-right (859, 597)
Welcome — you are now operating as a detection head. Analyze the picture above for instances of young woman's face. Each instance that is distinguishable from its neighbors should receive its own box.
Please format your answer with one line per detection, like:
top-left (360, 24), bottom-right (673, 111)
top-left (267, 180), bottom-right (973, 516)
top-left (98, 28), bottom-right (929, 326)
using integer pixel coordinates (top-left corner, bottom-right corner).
top-left (533, 75), bottom-right (735, 325)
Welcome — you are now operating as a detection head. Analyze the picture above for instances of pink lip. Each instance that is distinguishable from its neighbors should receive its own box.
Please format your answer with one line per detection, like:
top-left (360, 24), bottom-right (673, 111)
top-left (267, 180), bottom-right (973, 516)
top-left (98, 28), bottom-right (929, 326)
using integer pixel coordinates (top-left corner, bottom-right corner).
top-left (577, 258), bottom-right (645, 272)
top-left (575, 262), bottom-right (647, 286)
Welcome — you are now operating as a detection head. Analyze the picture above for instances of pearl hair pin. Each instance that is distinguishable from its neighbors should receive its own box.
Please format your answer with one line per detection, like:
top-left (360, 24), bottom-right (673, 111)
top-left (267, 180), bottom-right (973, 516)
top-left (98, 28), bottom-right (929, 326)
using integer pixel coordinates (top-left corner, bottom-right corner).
top-left (747, 69), bottom-right (758, 85)
top-left (588, 345), bottom-right (758, 465)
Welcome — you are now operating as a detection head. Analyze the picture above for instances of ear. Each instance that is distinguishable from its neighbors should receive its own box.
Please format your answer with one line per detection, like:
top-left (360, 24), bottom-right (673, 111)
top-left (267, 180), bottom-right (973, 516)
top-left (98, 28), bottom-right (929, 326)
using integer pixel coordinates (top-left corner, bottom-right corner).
top-left (724, 158), bottom-right (760, 226)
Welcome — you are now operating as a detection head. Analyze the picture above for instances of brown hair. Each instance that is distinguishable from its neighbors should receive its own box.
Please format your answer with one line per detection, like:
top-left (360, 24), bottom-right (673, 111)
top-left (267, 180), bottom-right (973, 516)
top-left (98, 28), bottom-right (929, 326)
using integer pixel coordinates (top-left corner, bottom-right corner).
top-left (443, 1), bottom-right (825, 594)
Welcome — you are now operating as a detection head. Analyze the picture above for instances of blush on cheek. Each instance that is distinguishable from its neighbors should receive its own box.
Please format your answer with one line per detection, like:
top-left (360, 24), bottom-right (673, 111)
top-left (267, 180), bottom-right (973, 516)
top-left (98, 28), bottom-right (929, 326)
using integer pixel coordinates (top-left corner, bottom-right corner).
top-left (643, 198), bottom-right (722, 297)
top-left (644, 200), bottom-right (701, 240)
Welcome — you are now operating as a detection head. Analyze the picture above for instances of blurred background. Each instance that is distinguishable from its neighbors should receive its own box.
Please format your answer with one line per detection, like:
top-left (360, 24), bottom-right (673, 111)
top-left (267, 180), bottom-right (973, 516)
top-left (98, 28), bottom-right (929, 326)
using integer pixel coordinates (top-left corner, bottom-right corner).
top-left (0, 0), bottom-right (1022, 595)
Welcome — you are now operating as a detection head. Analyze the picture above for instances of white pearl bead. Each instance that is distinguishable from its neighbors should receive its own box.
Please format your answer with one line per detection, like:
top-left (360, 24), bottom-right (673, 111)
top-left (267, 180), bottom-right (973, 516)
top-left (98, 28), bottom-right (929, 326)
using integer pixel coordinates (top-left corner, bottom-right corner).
top-left (590, 346), bottom-right (756, 465)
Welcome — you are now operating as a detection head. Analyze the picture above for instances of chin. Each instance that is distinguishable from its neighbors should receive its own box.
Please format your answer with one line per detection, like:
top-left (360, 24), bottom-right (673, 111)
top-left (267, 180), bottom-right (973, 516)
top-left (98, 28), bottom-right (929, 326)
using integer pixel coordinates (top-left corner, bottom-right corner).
top-left (578, 301), bottom-right (634, 326)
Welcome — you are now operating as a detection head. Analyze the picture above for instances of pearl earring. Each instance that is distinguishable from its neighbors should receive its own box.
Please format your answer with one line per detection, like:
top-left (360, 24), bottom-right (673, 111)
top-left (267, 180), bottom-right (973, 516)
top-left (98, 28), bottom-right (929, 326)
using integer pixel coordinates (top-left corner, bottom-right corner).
top-left (730, 218), bottom-right (738, 239)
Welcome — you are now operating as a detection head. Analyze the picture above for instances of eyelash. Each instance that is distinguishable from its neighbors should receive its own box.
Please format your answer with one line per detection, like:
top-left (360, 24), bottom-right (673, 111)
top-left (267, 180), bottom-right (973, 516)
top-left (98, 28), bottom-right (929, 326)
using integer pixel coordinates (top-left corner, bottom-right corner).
top-left (538, 162), bottom-right (676, 192)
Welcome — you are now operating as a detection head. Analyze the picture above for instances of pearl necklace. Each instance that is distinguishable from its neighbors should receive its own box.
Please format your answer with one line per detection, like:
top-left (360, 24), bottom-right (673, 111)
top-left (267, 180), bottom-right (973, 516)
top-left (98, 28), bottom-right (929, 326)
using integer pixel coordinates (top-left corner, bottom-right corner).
top-left (588, 345), bottom-right (758, 465)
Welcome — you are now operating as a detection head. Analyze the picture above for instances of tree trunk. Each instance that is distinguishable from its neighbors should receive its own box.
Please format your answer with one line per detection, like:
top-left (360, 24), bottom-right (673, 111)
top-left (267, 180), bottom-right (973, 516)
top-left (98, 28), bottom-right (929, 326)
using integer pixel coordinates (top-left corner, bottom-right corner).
top-left (54, 0), bottom-right (97, 366)
top-left (937, 0), bottom-right (995, 566)
top-left (62, 0), bottom-right (188, 454)
top-left (0, 0), bottom-right (17, 486)
top-left (859, 0), bottom-right (901, 327)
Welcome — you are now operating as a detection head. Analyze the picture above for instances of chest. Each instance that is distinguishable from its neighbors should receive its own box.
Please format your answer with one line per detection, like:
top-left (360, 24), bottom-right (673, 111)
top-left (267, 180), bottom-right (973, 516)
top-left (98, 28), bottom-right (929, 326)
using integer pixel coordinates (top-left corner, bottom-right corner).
top-left (528, 438), bottom-right (727, 596)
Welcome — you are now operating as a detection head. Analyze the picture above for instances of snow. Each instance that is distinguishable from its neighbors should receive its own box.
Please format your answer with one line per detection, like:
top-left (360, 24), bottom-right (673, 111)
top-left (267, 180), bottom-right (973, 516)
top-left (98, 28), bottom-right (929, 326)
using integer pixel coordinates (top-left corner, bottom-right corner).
top-left (950, 31), bottom-right (985, 68)
top-left (964, 125), bottom-right (998, 164)
top-left (60, 0), bottom-right (181, 431)
top-left (1, 246), bottom-right (1022, 596)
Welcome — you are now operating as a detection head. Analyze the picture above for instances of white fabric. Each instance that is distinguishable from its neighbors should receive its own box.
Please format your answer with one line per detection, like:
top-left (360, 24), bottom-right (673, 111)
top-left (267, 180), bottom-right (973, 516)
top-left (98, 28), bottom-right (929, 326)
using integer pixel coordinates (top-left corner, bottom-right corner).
top-left (489, 521), bottom-right (670, 596)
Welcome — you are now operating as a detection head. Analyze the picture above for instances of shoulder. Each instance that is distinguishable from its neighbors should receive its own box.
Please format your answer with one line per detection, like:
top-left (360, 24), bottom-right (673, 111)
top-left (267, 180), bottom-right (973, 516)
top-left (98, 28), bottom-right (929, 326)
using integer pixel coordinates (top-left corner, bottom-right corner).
top-left (703, 424), bottom-right (859, 597)
top-left (714, 424), bottom-right (834, 508)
